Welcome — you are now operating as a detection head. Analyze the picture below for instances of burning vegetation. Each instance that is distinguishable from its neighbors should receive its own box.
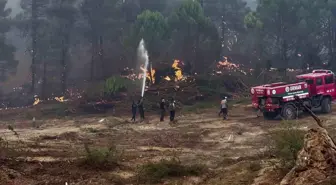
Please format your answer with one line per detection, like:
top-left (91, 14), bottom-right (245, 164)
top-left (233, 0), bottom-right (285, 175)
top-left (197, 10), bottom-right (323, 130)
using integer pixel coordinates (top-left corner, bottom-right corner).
top-left (0, 55), bottom-right (305, 111)
top-left (139, 59), bottom-right (185, 83)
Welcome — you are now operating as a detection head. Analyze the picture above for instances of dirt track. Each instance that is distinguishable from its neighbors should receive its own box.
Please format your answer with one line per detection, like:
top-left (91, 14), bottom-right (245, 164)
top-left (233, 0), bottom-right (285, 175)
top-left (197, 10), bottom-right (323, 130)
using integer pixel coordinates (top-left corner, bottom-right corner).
top-left (1, 103), bottom-right (336, 184)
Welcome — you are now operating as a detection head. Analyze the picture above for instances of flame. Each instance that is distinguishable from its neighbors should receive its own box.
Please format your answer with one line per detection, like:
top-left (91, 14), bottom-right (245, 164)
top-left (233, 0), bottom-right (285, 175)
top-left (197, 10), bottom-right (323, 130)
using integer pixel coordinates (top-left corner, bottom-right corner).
top-left (149, 68), bottom-right (155, 84)
top-left (163, 59), bottom-right (183, 81)
top-left (136, 59), bottom-right (183, 83)
top-left (140, 65), bottom-right (155, 84)
top-left (172, 60), bottom-right (183, 81)
top-left (33, 98), bottom-right (40, 105)
top-left (216, 56), bottom-right (247, 75)
top-left (217, 57), bottom-right (239, 69)
top-left (164, 76), bottom-right (171, 81)
top-left (33, 96), bottom-right (65, 106)
top-left (55, 96), bottom-right (64, 102)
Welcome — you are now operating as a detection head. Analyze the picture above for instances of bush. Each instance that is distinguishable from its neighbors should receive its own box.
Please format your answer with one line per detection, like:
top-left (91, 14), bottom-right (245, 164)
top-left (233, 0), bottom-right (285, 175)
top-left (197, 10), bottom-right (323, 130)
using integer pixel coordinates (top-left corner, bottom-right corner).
top-left (270, 121), bottom-right (305, 169)
top-left (137, 157), bottom-right (205, 183)
top-left (104, 76), bottom-right (130, 96)
top-left (0, 126), bottom-right (23, 160)
top-left (81, 143), bottom-right (121, 170)
top-left (248, 161), bottom-right (262, 172)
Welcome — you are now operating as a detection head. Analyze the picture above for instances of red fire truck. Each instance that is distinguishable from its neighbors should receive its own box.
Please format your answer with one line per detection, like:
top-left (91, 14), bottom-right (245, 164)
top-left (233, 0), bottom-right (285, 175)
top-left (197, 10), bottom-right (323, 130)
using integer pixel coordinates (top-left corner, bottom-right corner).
top-left (251, 69), bottom-right (336, 119)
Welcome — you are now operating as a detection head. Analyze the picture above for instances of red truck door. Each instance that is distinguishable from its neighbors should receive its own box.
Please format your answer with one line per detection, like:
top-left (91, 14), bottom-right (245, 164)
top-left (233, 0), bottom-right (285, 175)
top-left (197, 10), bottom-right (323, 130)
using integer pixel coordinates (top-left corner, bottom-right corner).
top-left (324, 75), bottom-right (336, 99)
top-left (315, 77), bottom-right (325, 95)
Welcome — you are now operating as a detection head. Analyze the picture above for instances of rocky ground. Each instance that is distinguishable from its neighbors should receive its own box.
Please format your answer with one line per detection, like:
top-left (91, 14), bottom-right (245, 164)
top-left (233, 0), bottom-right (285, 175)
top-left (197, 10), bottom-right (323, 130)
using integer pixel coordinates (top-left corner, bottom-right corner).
top-left (1, 102), bottom-right (336, 185)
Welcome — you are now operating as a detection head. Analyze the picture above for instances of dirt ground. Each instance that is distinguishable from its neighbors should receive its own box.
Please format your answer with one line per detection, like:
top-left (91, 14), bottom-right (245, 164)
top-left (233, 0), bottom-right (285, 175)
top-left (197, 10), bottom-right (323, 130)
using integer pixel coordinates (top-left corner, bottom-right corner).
top-left (1, 102), bottom-right (336, 185)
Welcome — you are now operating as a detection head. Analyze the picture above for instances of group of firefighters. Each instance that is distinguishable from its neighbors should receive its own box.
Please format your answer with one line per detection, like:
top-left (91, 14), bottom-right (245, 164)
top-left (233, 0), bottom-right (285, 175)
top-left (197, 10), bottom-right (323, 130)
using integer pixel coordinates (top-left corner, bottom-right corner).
top-left (131, 96), bottom-right (228, 122)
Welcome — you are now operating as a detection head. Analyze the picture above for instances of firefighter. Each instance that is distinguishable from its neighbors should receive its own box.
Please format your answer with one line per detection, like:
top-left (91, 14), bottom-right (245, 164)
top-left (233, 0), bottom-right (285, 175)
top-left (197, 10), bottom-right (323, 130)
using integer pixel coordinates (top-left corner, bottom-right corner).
top-left (138, 97), bottom-right (145, 122)
top-left (131, 100), bottom-right (137, 122)
top-left (160, 97), bottom-right (166, 122)
top-left (169, 98), bottom-right (176, 122)
top-left (219, 96), bottom-right (228, 120)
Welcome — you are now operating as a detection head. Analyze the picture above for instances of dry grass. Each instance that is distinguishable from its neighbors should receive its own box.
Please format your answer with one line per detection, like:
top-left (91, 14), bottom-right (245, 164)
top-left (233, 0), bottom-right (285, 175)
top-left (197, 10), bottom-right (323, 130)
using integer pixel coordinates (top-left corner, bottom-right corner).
top-left (269, 121), bottom-right (305, 169)
top-left (136, 157), bottom-right (205, 183)
top-left (79, 142), bottom-right (122, 170)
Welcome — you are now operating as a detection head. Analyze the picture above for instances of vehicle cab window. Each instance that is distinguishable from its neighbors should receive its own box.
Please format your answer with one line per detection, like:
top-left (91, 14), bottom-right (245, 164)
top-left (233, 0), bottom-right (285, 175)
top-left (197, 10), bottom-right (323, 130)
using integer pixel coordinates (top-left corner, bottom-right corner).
top-left (298, 78), bottom-right (313, 84)
top-left (325, 75), bottom-right (334, 84)
top-left (306, 79), bottom-right (313, 84)
top-left (316, 78), bottom-right (323, 85)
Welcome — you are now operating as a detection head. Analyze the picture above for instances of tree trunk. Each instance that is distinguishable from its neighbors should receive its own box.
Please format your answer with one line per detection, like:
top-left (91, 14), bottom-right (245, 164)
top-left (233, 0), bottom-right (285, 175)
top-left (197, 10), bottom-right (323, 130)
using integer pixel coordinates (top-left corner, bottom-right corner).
top-left (0, 63), bottom-right (4, 81)
top-left (149, 62), bottom-right (153, 84)
top-left (61, 39), bottom-right (66, 95)
top-left (61, 33), bottom-right (70, 95)
top-left (332, 20), bottom-right (336, 70)
top-left (99, 35), bottom-right (104, 79)
top-left (42, 60), bottom-right (47, 99)
top-left (90, 40), bottom-right (95, 81)
top-left (31, 0), bottom-right (37, 94)
top-left (221, 14), bottom-right (225, 57)
top-left (328, 18), bottom-right (333, 68)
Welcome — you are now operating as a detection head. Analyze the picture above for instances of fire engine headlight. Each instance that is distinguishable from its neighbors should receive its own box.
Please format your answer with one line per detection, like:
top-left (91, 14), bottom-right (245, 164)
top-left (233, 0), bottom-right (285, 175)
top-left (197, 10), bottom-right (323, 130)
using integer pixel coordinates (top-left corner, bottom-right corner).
top-left (272, 90), bottom-right (276, 94)
top-left (251, 88), bottom-right (255, 94)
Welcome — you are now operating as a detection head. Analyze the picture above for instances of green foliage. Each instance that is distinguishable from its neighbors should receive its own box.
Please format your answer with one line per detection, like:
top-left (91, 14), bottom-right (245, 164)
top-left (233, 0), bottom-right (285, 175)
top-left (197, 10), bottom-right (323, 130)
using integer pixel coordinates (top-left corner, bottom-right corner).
top-left (84, 82), bottom-right (105, 100)
top-left (168, 0), bottom-right (220, 71)
top-left (104, 76), bottom-right (129, 95)
top-left (137, 157), bottom-right (205, 183)
top-left (13, 0), bottom-right (336, 91)
top-left (132, 10), bottom-right (168, 58)
top-left (244, 12), bottom-right (262, 29)
top-left (81, 143), bottom-right (121, 170)
top-left (203, 0), bottom-right (251, 55)
top-left (270, 121), bottom-right (305, 168)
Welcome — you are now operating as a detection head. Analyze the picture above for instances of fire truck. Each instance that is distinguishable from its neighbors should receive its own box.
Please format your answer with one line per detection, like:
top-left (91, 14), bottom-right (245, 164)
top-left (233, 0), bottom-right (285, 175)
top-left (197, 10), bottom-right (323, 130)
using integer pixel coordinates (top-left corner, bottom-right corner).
top-left (251, 69), bottom-right (336, 120)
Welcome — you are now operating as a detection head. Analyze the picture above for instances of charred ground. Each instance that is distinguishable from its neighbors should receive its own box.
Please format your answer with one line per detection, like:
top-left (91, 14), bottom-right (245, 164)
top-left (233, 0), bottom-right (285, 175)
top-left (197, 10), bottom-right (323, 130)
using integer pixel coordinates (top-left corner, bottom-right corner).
top-left (1, 99), bottom-right (335, 185)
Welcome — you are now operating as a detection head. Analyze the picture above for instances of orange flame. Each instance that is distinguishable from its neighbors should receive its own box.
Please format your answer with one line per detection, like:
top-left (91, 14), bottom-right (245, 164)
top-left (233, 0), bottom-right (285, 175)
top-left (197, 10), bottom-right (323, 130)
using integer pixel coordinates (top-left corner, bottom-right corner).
top-left (140, 65), bottom-right (155, 84)
top-left (216, 56), bottom-right (248, 75)
top-left (172, 60), bottom-right (183, 81)
top-left (163, 59), bottom-right (183, 81)
top-left (138, 59), bottom-right (183, 83)
top-left (164, 76), bottom-right (171, 81)
top-left (217, 57), bottom-right (239, 69)
top-left (33, 96), bottom-right (65, 106)
top-left (55, 96), bottom-right (64, 102)
top-left (33, 97), bottom-right (40, 105)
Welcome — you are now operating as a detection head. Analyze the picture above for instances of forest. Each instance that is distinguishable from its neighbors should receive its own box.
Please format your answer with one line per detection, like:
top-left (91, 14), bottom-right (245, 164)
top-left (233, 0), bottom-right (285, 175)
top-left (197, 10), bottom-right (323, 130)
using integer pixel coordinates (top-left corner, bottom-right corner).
top-left (0, 0), bottom-right (335, 98)
top-left (3, 1), bottom-right (336, 185)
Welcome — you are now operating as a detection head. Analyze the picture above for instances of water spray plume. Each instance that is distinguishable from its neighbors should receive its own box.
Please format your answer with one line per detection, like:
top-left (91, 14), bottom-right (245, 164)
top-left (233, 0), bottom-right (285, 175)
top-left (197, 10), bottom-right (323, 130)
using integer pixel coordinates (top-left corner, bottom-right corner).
top-left (138, 39), bottom-right (149, 97)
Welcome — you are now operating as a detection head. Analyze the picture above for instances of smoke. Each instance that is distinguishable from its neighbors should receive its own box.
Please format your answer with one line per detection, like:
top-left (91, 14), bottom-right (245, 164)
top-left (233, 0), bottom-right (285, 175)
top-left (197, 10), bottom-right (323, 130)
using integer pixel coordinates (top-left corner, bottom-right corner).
top-left (0, 0), bottom-right (257, 93)
top-left (6, 0), bottom-right (22, 17)
top-left (0, 1), bottom-right (27, 93)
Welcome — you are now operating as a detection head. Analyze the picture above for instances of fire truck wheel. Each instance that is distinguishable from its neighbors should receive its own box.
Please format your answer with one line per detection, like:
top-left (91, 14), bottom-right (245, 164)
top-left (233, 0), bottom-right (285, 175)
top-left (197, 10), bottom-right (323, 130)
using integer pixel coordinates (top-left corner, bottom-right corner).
top-left (263, 112), bottom-right (278, 120)
top-left (281, 104), bottom-right (297, 120)
top-left (321, 97), bottom-right (331, 113)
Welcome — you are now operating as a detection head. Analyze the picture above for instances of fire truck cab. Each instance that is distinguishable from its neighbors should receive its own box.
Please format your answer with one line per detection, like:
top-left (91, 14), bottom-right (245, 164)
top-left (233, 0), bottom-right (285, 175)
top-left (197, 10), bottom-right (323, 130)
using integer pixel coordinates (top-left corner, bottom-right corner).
top-left (251, 69), bottom-right (336, 120)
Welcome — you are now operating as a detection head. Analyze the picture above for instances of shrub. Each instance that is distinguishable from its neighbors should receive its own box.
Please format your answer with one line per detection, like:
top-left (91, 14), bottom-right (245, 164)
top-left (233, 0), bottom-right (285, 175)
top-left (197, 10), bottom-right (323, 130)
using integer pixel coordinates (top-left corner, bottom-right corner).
top-left (0, 126), bottom-right (23, 160)
top-left (104, 76), bottom-right (130, 96)
top-left (270, 121), bottom-right (305, 169)
top-left (81, 143), bottom-right (121, 170)
top-left (248, 161), bottom-right (262, 172)
top-left (137, 157), bottom-right (205, 183)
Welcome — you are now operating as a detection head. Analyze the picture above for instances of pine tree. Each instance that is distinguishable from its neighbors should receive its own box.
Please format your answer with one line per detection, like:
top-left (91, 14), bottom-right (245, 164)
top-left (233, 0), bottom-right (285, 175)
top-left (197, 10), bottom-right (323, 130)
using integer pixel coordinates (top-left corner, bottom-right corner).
top-left (0, 0), bottom-right (18, 82)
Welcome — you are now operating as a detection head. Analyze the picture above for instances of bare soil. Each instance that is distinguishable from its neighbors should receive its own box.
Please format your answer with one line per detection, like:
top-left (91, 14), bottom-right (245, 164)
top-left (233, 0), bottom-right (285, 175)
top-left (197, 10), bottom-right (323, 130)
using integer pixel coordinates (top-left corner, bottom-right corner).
top-left (1, 102), bottom-right (336, 185)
